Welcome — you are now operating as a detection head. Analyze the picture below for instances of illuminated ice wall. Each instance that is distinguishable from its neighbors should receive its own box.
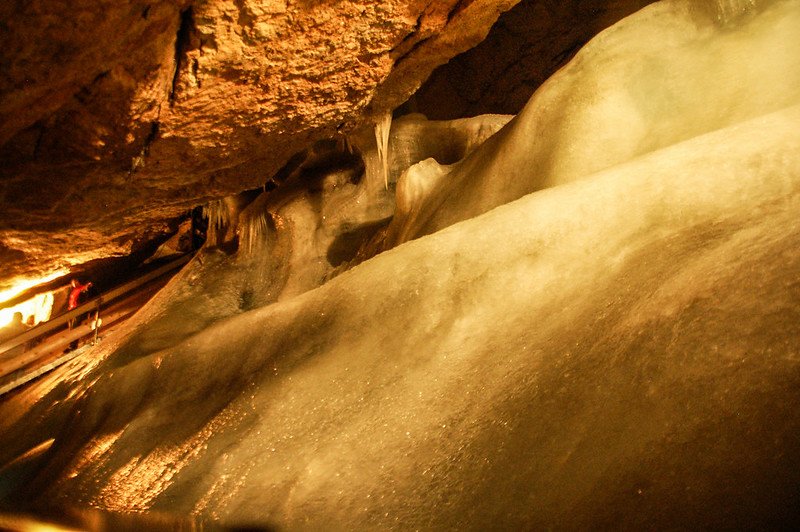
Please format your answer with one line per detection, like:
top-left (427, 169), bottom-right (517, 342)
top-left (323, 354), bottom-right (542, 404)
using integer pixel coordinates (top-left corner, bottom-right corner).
top-left (1, 1), bottom-right (799, 529)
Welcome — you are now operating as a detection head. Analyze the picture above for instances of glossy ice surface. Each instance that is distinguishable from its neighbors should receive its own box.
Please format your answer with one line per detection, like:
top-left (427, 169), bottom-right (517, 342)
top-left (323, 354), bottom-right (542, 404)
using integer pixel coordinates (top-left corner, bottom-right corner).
top-left (1, 1), bottom-right (799, 529)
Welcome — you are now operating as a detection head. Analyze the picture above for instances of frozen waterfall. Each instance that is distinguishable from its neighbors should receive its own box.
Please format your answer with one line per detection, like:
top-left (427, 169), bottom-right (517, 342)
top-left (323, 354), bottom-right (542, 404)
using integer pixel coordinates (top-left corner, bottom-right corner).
top-left (1, 0), bottom-right (799, 529)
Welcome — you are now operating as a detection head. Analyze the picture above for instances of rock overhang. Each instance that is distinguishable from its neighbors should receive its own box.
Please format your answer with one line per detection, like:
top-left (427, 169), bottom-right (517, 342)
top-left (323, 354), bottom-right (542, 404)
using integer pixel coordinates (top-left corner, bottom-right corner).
top-left (0, 0), bottom-right (656, 294)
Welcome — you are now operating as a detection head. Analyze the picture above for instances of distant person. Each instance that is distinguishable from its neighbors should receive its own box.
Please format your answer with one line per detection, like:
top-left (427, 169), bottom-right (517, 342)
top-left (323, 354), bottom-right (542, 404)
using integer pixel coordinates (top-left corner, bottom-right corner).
top-left (67, 279), bottom-right (92, 329)
top-left (68, 279), bottom-right (92, 311)
top-left (10, 311), bottom-right (25, 329)
top-left (0, 311), bottom-right (30, 355)
top-left (1, 311), bottom-right (28, 339)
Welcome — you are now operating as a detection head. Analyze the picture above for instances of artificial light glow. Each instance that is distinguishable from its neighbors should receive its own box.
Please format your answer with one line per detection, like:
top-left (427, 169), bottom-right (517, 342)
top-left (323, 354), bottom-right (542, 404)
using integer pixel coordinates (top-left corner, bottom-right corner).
top-left (0, 292), bottom-right (55, 328)
top-left (0, 515), bottom-right (81, 532)
top-left (0, 271), bottom-right (66, 306)
top-left (0, 271), bottom-right (64, 328)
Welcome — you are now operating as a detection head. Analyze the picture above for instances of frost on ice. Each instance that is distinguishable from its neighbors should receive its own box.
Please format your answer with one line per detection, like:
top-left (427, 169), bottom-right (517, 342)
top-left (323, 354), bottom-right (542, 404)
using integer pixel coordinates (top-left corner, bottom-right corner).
top-left (1, 0), bottom-right (800, 529)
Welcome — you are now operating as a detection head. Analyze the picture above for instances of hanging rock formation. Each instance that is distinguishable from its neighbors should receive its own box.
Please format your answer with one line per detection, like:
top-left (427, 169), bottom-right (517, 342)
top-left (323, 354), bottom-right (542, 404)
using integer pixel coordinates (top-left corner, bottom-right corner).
top-left (0, 0), bottom-right (521, 291)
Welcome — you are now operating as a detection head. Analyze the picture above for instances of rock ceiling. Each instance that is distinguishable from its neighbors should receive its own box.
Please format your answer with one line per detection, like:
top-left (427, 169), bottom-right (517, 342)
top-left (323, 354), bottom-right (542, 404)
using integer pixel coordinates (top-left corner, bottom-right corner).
top-left (0, 0), bottom-right (652, 293)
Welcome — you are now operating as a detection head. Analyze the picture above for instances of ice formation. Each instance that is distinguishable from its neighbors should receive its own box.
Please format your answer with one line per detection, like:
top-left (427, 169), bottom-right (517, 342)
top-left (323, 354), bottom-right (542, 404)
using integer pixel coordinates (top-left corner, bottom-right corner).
top-left (374, 0), bottom-right (800, 252)
top-left (351, 111), bottom-right (512, 227)
top-left (236, 205), bottom-right (269, 256)
top-left (1, 0), bottom-right (800, 529)
top-left (713, 0), bottom-right (762, 23)
top-left (202, 198), bottom-right (237, 247)
top-left (375, 112), bottom-right (392, 190)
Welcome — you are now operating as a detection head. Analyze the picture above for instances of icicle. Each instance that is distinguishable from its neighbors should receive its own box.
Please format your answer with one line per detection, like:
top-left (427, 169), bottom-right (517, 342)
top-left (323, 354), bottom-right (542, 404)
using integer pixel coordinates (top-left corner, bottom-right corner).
top-left (236, 192), bottom-right (272, 256)
top-left (342, 135), bottom-right (354, 155)
top-left (374, 112), bottom-right (392, 190)
top-left (238, 211), bottom-right (269, 255)
top-left (203, 199), bottom-right (231, 245)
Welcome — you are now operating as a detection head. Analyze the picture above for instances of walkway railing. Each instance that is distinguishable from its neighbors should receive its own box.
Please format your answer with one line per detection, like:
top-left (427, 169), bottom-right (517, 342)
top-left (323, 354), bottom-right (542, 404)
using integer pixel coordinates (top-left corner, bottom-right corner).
top-left (0, 254), bottom-right (192, 361)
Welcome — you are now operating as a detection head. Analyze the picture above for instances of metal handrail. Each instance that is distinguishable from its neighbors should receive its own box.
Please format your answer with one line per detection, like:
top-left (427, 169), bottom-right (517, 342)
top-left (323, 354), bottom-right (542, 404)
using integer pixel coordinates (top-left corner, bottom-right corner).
top-left (0, 253), bottom-right (192, 358)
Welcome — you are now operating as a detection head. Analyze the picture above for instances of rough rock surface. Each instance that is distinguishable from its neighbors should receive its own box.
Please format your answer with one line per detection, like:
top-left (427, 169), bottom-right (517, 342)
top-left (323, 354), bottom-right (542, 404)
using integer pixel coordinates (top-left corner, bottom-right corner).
top-left (0, 0), bottom-right (519, 292)
top-left (414, 0), bottom-right (657, 118)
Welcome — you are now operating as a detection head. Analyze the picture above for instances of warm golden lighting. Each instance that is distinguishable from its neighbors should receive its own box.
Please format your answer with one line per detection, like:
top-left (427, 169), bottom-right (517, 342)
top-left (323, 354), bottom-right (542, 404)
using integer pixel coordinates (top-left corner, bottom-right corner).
top-left (0, 271), bottom-right (65, 327)
top-left (0, 292), bottom-right (55, 328)
top-left (0, 271), bottom-right (65, 305)
top-left (0, 515), bottom-right (81, 532)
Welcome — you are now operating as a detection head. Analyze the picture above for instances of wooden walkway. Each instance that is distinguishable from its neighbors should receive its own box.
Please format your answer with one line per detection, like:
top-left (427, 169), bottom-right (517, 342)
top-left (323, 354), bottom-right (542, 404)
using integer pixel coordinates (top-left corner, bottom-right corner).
top-left (0, 254), bottom-right (191, 396)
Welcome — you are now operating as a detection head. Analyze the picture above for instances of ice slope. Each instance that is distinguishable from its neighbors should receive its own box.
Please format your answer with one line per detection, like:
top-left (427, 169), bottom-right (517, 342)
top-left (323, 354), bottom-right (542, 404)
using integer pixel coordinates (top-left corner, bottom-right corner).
top-left (2, 105), bottom-right (798, 529)
top-left (83, 113), bottom-right (515, 362)
top-left (383, 0), bottom-right (800, 248)
top-left (1, 0), bottom-right (800, 529)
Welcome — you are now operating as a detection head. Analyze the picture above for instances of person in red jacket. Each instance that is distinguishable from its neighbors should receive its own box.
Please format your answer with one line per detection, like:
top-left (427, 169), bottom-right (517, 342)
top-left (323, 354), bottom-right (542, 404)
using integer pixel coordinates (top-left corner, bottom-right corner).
top-left (67, 279), bottom-right (92, 329)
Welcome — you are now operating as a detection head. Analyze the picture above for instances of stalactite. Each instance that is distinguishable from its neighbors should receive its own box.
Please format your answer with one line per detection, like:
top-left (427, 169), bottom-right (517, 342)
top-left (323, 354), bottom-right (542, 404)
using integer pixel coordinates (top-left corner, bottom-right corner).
top-left (238, 210), bottom-right (269, 255)
top-left (375, 112), bottom-right (392, 190)
top-left (203, 199), bottom-right (231, 246)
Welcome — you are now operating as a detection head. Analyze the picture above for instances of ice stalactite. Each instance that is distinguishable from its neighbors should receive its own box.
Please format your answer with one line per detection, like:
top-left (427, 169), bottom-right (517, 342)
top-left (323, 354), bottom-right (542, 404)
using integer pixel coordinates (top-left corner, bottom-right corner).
top-left (343, 112), bottom-right (512, 261)
top-left (202, 199), bottom-right (231, 246)
top-left (236, 191), bottom-right (272, 256)
top-left (375, 112), bottom-right (392, 190)
top-left (237, 210), bottom-right (269, 255)
top-left (350, 112), bottom-right (511, 230)
top-left (203, 194), bottom-right (259, 249)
